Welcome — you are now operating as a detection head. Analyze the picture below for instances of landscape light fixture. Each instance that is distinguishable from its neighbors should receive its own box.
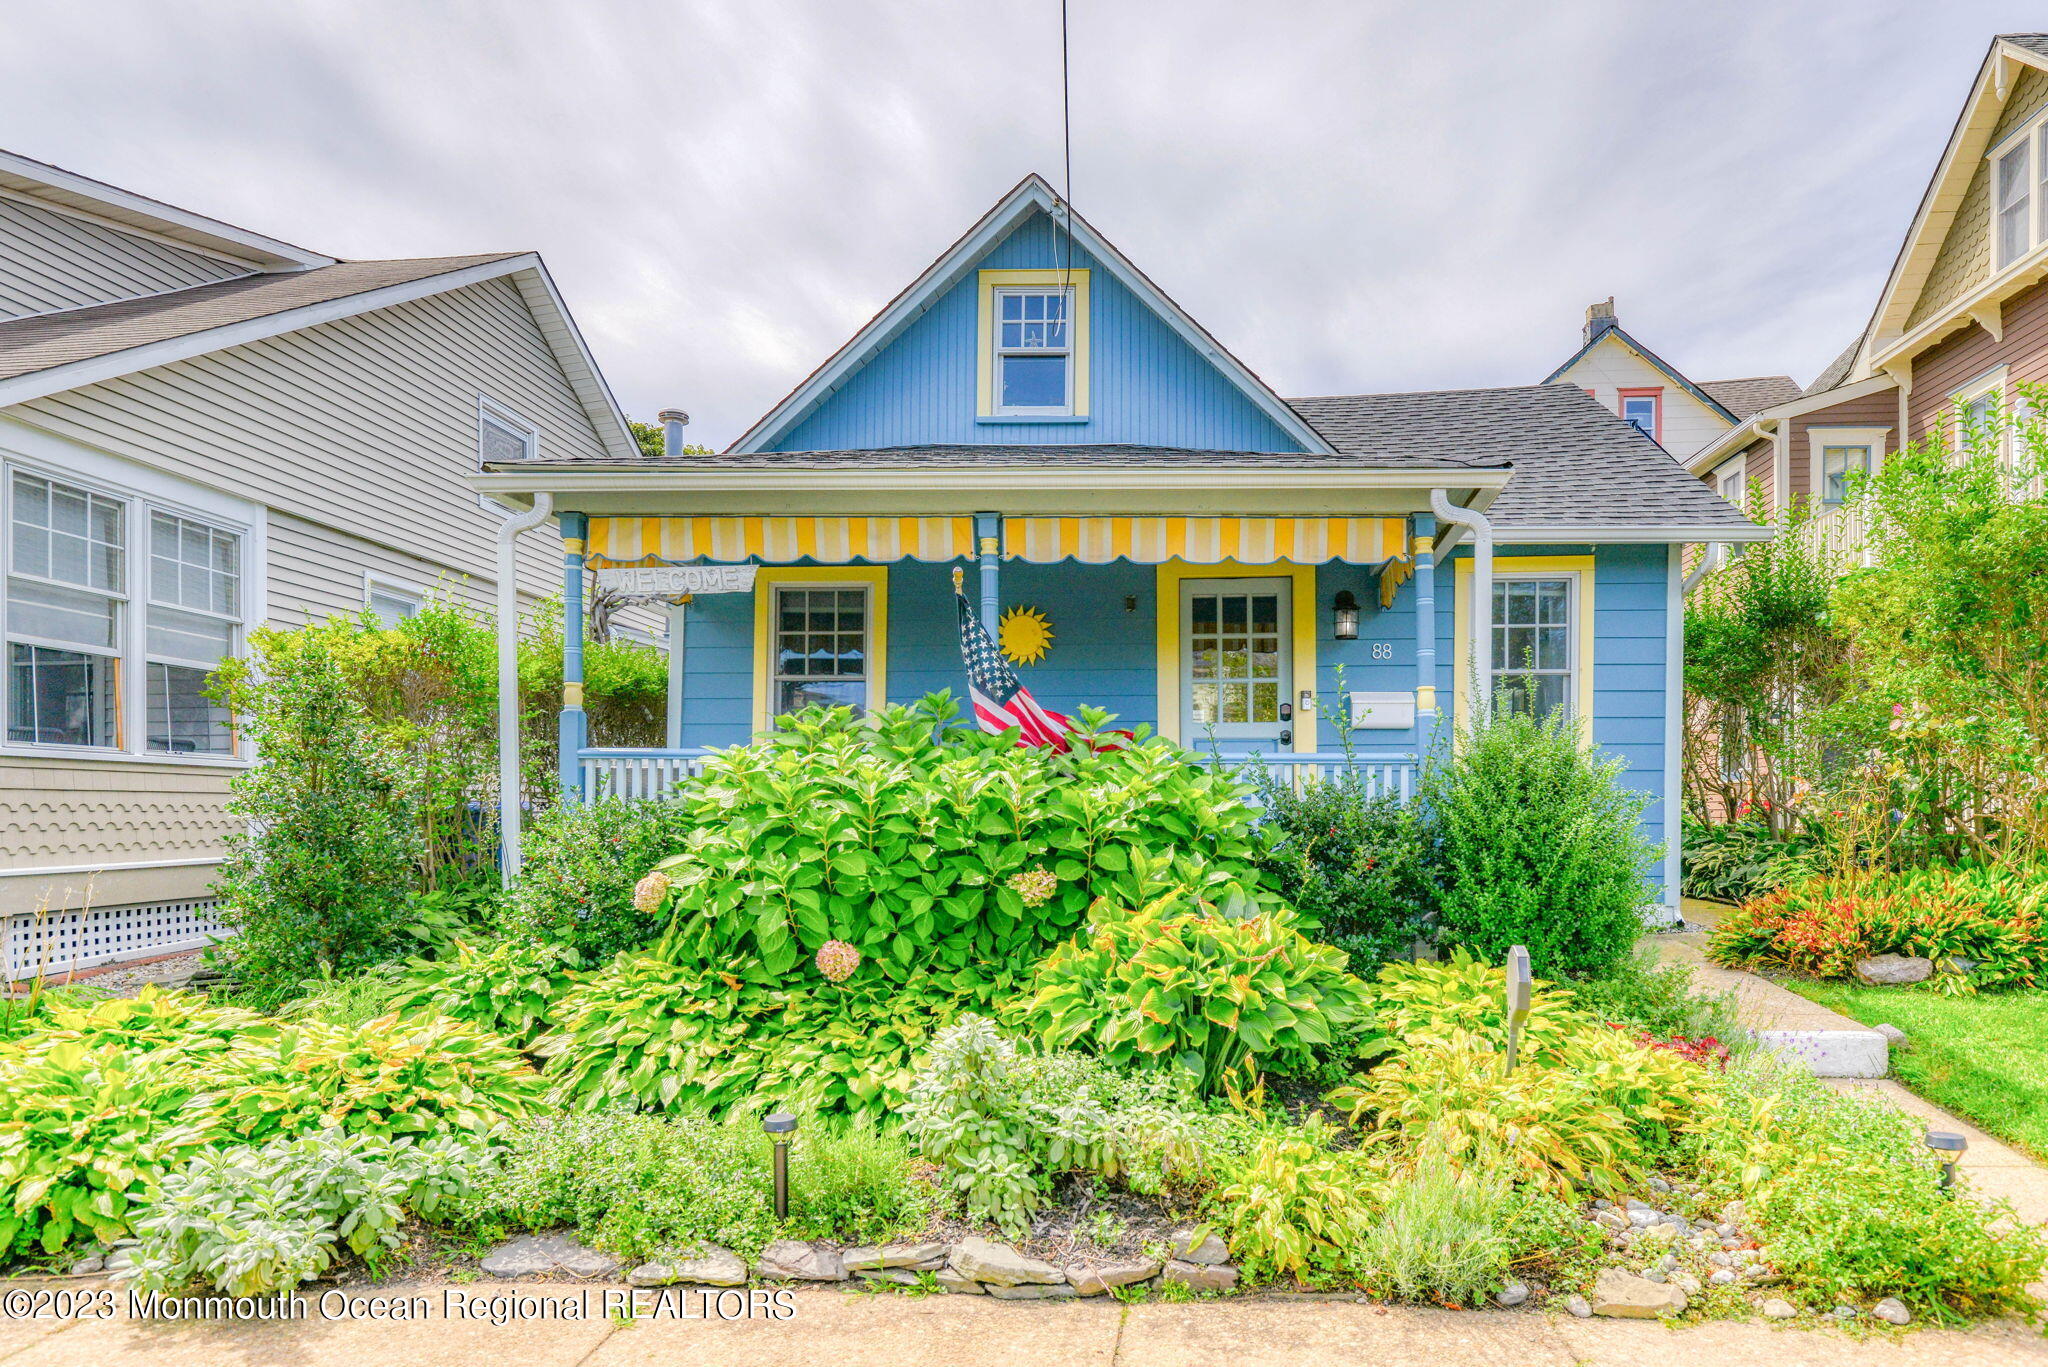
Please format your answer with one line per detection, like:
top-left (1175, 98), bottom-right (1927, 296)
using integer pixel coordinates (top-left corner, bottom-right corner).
top-left (1503, 945), bottom-right (1533, 1076)
top-left (763, 1111), bottom-right (798, 1219)
top-left (1332, 590), bottom-right (1360, 640)
top-left (1924, 1130), bottom-right (1967, 1193)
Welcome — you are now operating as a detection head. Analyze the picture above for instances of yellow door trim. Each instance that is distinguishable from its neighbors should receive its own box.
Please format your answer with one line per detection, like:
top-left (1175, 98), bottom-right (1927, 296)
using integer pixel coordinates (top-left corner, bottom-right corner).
top-left (1155, 561), bottom-right (1317, 753)
top-left (1453, 555), bottom-right (1595, 741)
top-left (752, 566), bottom-right (890, 735)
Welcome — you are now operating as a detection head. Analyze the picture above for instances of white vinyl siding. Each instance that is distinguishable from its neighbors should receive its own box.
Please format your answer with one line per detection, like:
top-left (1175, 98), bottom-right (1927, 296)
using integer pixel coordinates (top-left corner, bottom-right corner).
top-left (12, 276), bottom-right (605, 615)
top-left (0, 195), bottom-right (250, 320)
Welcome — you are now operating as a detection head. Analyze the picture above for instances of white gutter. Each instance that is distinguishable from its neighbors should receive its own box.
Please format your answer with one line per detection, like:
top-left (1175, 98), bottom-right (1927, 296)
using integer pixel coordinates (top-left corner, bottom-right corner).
top-left (1682, 543), bottom-right (1724, 593)
top-left (490, 492), bottom-right (553, 877)
top-left (1430, 488), bottom-right (1493, 721)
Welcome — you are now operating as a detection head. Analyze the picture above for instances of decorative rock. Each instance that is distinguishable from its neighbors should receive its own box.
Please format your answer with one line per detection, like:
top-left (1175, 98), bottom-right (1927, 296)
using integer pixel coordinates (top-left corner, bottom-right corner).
top-left (1593, 1209), bottom-right (1630, 1233)
top-left (1674, 1274), bottom-right (1701, 1296)
top-left (948, 1237), bottom-right (1063, 1287)
top-left (1590, 1268), bottom-right (1687, 1319)
top-left (1707, 1251), bottom-right (1732, 1268)
top-left (68, 1256), bottom-right (104, 1276)
top-left (556, 1245), bottom-right (623, 1279)
top-left (628, 1262), bottom-right (678, 1287)
top-left (1872, 1297), bottom-right (1911, 1325)
top-left (1642, 1269), bottom-right (1667, 1284)
top-left (1627, 1209), bottom-right (1663, 1230)
top-left (1634, 1222), bottom-right (1678, 1249)
top-left (1592, 1199), bottom-right (1613, 1211)
top-left (1710, 1269), bottom-right (1738, 1286)
top-left (934, 1269), bottom-right (984, 1295)
top-left (480, 1236), bottom-right (560, 1279)
top-left (1719, 1201), bottom-right (1746, 1226)
top-left (1494, 1278), bottom-right (1529, 1307)
top-left (1875, 1023), bottom-right (1907, 1044)
top-left (842, 1241), bottom-right (949, 1271)
top-left (1066, 1259), bottom-right (1161, 1296)
top-left (1832, 1305), bottom-right (1858, 1320)
top-left (1855, 954), bottom-right (1932, 985)
top-left (1171, 1230), bottom-right (1231, 1265)
top-left (1648, 1176), bottom-right (1672, 1193)
top-left (1161, 1260), bottom-right (1238, 1293)
top-left (1715, 1222), bottom-right (1738, 1239)
top-left (1656, 1254), bottom-right (1679, 1273)
top-left (754, 1240), bottom-right (847, 1282)
top-left (102, 1251), bottom-right (133, 1273)
top-left (987, 1282), bottom-right (1078, 1301)
top-left (1566, 1295), bottom-right (1592, 1319)
top-left (666, 1247), bottom-right (748, 1286)
top-left (1761, 1297), bottom-right (1797, 1319)
top-left (857, 1268), bottom-right (925, 1286)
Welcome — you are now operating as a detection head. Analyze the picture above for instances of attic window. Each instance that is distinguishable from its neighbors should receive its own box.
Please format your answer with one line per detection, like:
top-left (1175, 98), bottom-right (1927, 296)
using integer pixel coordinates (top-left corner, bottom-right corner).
top-left (1987, 115), bottom-right (2048, 273)
top-left (477, 398), bottom-right (537, 465)
top-left (976, 269), bottom-right (1090, 421)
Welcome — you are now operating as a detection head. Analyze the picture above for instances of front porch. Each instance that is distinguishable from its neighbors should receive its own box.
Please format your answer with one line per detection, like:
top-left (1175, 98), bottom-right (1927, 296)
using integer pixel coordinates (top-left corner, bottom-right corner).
top-left (550, 510), bottom-right (1465, 807)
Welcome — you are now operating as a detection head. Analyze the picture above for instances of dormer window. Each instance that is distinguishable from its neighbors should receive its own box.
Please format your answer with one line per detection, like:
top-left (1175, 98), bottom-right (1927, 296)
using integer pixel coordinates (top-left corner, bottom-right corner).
top-left (995, 288), bottom-right (1073, 413)
top-left (976, 268), bottom-right (1090, 421)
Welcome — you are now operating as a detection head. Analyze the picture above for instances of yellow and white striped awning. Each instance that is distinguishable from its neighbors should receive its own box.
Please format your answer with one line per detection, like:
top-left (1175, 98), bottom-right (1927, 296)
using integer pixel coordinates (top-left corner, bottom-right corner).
top-left (585, 515), bottom-right (1409, 569)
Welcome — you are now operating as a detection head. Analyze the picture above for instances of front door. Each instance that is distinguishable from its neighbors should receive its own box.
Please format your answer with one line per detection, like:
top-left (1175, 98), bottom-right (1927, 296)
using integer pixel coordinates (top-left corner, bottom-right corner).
top-left (1181, 577), bottom-right (1292, 750)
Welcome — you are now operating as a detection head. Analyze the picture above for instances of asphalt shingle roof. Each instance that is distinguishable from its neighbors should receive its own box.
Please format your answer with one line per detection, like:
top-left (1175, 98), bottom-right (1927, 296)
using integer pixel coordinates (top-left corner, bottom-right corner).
top-left (492, 441), bottom-right (1494, 473)
top-left (1698, 375), bottom-right (1802, 419)
top-left (2001, 34), bottom-right (2048, 62)
top-left (0, 254), bottom-right (522, 383)
top-left (1290, 384), bottom-right (1757, 532)
top-left (1803, 335), bottom-right (1867, 398)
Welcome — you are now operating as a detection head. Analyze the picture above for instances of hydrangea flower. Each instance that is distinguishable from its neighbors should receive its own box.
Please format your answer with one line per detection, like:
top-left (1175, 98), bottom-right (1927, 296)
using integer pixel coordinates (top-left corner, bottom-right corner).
top-left (816, 939), bottom-right (860, 982)
top-left (1007, 867), bottom-right (1059, 908)
top-left (631, 871), bottom-right (671, 914)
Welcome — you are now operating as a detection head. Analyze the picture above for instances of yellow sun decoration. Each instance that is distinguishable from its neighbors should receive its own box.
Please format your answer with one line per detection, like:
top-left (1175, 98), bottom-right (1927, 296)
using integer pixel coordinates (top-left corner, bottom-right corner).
top-left (998, 605), bottom-right (1055, 665)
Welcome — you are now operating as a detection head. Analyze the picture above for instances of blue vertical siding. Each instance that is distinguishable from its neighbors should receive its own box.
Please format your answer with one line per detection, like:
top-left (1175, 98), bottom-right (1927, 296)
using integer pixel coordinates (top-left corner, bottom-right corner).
top-left (768, 212), bottom-right (1305, 453)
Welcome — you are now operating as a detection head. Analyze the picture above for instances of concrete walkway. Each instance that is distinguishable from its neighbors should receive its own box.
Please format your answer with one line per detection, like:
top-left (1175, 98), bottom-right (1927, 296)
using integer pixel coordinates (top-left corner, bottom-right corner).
top-left (1654, 930), bottom-right (1890, 1075)
top-left (2, 1283), bottom-right (2045, 1367)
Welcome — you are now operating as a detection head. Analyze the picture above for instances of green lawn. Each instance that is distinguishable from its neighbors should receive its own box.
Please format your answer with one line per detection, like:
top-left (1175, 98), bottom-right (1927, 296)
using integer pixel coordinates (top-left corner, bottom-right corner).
top-left (1789, 981), bottom-right (2048, 1160)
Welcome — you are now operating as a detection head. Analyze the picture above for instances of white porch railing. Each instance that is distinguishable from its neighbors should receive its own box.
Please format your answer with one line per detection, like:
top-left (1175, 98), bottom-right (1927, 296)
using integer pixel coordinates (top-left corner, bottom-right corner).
top-left (576, 745), bottom-right (1418, 805)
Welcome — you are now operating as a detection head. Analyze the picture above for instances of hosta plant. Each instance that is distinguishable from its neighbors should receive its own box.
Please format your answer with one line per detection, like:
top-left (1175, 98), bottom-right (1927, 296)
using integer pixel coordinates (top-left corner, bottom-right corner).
top-left (1025, 892), bottom-right (1373, 1094)
top-left (385, 937), bottom-right (583, 1049)
top-left (1206, 1119), bottom-right (1388, 1284)
top-left (130, 1132), bottom-right (482, 1296)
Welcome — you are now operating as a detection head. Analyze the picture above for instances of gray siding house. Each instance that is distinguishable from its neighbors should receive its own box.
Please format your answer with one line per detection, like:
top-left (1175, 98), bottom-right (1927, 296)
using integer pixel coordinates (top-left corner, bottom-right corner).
top-left (0, 148), bottom-right (635, 975)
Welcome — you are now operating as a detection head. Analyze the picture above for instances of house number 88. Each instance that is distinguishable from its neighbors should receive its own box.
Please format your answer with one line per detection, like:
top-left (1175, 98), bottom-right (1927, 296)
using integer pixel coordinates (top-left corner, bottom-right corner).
top-left (1371, 642), bottom-right (1393, 659)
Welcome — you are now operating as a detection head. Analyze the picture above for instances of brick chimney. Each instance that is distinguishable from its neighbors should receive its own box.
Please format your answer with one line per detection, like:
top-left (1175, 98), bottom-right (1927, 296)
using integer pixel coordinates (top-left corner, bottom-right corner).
top-left (1584, 298), bottom-right (1617, 346)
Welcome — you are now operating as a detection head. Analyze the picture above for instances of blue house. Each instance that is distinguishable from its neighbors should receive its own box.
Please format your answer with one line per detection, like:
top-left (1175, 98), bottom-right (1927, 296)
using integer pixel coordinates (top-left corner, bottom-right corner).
top-left (474, 175), bottom-right (1768, 916)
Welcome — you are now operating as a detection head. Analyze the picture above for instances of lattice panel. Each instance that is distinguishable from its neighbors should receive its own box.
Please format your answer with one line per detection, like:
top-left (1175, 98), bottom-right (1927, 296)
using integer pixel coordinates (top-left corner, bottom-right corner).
top-left (4, 897), bottom-right (226, 980)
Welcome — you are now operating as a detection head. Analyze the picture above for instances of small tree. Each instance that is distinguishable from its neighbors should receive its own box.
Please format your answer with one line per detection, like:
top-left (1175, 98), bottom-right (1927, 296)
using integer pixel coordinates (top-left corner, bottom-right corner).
top-left (1420, 706), bottom-right (1657, 980)
top-left (212, 630), bottom-right (419, 997)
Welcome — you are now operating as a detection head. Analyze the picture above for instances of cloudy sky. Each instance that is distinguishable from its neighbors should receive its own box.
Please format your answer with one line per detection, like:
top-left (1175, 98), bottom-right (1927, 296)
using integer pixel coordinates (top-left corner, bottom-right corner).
top-left (1, 2), bottom-right (2039, 446)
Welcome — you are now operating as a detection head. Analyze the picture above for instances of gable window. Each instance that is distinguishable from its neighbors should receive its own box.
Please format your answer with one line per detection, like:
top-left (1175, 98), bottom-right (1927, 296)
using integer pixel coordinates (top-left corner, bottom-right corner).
top-left (1617, 389), bottom-right (1661, 442)
top-left (1491, 577), bottom-right (1575, 720)
top-left (772, 585), bottom-right (869, 715)
top-left (1987, 115), bottom-right (2048, 274)
top-left (976, 269), bottom-right (1091, 421)
top-left (994, 288), bottom-right (1074, 413)
top-left (1716, 461), bottom-right (1747, 508)
top-left (4, 461), bottom-right (249, 758)
top-left (477, 397), bottom-right (537, 465)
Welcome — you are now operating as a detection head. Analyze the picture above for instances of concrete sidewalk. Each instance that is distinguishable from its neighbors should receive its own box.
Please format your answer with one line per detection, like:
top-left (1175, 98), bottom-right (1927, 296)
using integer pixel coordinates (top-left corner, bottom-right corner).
top-left (3, 1284), bottom-right (2044, 1367)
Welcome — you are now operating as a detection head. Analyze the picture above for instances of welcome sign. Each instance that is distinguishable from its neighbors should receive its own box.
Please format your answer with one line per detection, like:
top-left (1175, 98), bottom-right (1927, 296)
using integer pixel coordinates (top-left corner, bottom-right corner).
top-left (592, 565), bottom-right (759, 596)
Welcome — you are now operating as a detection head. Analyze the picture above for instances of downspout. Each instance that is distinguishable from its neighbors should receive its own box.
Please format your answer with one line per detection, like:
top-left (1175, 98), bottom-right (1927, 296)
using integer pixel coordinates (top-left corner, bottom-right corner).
top-left (1661, 543), bottom-right (1685, 926)
top-left (1429, 489), bottom-right (1493, 720)
top-left (491, 493), bottom-right (554, 879)
top-left (1681, 543), bottom-right (1722, 593)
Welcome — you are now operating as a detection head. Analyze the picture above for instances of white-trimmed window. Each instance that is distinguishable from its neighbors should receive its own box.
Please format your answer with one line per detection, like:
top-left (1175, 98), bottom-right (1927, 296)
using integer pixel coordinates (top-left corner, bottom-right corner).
top-left (1805, 426), bottom-right (1886, 506)
top-left (992, 287), bottom-right (1075, 415)
top-left (1988, 115), bottom-right (2048, 273)
top-left (1819, 446), bottom-right (1871, 504)
top-left (364, 575), bottom-right (425, 625)
top-left (477, 397), bottom-right (537, 465)
top-left (771, 584), bottom-right (870, 715)
top-left (1953, 368), bottom-right (2009, 463)
top-left (1716, 460), bottom-right (1747, 508)
top-left (1491, 576), bottom-right (1576, 720)
top-left (4, 462), bottom-right (248, 758)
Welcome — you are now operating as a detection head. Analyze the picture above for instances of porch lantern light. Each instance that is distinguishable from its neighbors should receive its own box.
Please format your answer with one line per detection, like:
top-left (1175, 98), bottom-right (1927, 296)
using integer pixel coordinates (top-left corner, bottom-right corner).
top-left (1502, 945), bottom-right (1533, 1075)
top-left (1924, 1130), bottom-right (1967, 1193)
top-left (1332, 589), bottom-right (1360, 640)
top-left (763, 1111), bottom-right (798, 1219)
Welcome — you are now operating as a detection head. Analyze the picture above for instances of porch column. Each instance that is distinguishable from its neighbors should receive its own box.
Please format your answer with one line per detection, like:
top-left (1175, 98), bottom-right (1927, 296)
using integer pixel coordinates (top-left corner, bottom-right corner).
top-left (1411, 513), bottom-right (1437, 738)
top-left (557, 510), bottom-right (589, 800)
top-left (975, 511), bottom-right (1000, 626)
top-left (664, 599), bottom-right (688, 749)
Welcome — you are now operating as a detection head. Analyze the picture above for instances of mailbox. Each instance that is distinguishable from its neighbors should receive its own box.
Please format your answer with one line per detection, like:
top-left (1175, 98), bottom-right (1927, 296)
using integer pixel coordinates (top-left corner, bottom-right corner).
top-left (1348, 691), bottom-right (1417, 729)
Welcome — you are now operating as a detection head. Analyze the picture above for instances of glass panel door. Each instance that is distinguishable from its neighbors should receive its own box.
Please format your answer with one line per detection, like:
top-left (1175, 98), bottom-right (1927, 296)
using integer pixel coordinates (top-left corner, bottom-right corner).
top-left (1182, 576), bottom-right (1291, 747)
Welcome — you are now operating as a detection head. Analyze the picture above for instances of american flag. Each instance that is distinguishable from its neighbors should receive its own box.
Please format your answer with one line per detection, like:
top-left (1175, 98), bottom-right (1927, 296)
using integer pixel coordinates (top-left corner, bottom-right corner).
top-left (956, 585), bottom-right (1074, 751)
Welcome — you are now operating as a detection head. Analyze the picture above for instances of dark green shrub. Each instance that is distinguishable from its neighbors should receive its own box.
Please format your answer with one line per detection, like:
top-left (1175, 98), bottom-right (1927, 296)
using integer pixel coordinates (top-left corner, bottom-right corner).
top-left (1250, 770), bottom-right (1433, 977)
top-left (1420, 707), bottom-right (1656, 980)
top-left (505, 797), bottom-right (700, 963)
top-left (1681, 816), bottom-right (1824, 903)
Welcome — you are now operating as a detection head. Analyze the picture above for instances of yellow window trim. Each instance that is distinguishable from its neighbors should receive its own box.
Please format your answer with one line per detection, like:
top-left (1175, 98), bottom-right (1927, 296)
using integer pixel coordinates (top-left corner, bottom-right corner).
top-left (1155, 561), bottom-right (1317, 754)
top-left (1453, 556), bottom-right (1595, 742)
top-left (976, 268), bottom-right (1091, 419)
top-left (751, 566), bottom-right (889, 735)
